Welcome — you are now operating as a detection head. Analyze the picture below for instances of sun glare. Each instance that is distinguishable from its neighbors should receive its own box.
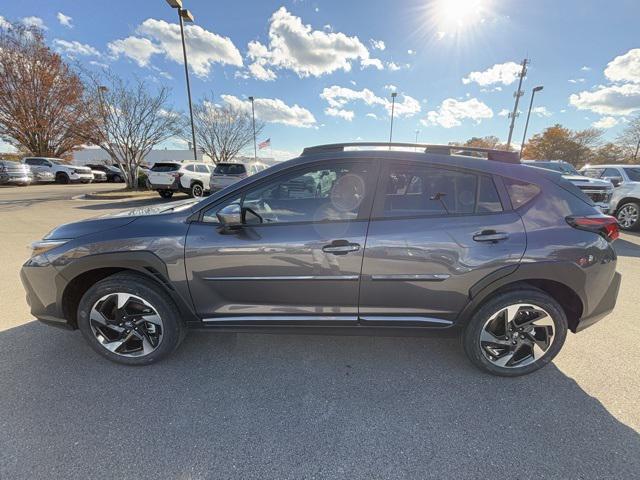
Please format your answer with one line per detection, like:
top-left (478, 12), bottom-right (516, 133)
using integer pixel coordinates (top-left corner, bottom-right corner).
top-left (434, 0), bottom-right (488, 32)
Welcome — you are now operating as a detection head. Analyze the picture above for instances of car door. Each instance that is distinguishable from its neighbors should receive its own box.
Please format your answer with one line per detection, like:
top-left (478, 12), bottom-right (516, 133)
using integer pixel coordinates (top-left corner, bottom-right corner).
top-left (184, 159), bottom-right (378, 324)
top-left (358, 161), bottom-right (526, 326)
top-left (195, 164), bottom-right (211, 186)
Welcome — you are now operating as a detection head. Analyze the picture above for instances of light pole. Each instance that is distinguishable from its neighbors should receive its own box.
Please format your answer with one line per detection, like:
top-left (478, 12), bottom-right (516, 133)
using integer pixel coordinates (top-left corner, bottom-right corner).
top-left (249, 96), bottom-right (257, 162)
top-left (519, 85), bottom-right (544, 158)
top-left (389, 92), bottom-right (397, 145)
top-left (166, 0), bottom-right (197, 161)
top-left (634, 136), bottom-right (640, 161)
top-left (414, 129), bottom-right (420, 151)
top-left (506, 58), bottom-right (529, 150)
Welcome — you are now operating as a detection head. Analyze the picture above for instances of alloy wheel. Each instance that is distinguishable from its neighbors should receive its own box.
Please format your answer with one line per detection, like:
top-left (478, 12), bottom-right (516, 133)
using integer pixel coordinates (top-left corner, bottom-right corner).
top-left (617, 204), bottom-right (638, 229)
top-left (89, 293), bottom-right (163, 357)
top-left (479, 303), bottom-right (555, 368)
top-left (192, 184), bottom-right (204, 197)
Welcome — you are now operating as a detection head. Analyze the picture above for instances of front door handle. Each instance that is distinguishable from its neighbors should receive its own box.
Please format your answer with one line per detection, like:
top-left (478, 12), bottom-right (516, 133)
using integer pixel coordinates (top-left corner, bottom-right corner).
top-left (473, 230), bottom-right (509, 243)
top-left (322, 240), bottom-right (360, 255)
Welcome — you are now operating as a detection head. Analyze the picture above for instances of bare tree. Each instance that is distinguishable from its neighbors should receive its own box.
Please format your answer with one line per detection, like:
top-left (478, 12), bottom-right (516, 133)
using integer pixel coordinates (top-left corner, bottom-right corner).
top-left (79, 74), bottom-right (185, 188)
top-left (0, 22), bottom-right (92, 158)
top-left (617, 115), bottom-right (640, 162)
top-left (193, 95), bottom-right (264, 164)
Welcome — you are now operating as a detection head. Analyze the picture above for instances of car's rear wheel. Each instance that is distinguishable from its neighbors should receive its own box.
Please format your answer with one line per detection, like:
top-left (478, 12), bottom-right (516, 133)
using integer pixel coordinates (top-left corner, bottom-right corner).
top-left (158, 190), bottom-right (174, 199)
top-left (463, 289), bottom-right (567, 376)
top-left (56, 172), bottom-right (69, 184)
top-left (77, 273), bottom-right (185, 365)
top-left (112, 174), bottom-right (122, 183)
top-left (190, 182), bottom-right (204, 198)
top-left (616, 202), bottom-right (640, 230)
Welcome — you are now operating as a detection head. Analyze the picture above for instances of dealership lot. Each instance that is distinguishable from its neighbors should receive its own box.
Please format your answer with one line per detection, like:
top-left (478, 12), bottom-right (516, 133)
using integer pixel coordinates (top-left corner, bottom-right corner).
top-left (0, 184), bottom-right (639, 479)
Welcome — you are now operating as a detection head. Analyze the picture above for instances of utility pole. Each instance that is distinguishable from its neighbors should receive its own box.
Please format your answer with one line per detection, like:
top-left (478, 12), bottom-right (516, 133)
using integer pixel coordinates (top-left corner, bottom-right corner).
top-left (506, 58), bottom-right (529, 150)
top-left (389, 92), bottom-right (397, 146)
top-left (249, 96), bottom-right (257, 162)
top-left (414, 129), bottom-right (420, 151)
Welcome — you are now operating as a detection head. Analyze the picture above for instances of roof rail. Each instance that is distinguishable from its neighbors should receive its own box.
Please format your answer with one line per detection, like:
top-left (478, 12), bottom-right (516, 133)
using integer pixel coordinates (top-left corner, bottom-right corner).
top-left (301, 142), bottom-right (520, 164)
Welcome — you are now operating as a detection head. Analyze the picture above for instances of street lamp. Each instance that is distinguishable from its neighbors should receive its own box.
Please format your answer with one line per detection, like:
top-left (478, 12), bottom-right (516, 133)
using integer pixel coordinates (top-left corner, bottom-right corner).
top-left (389, 92), bottom-right (397, 145)
top-left (165, 0), bottom-right (197, 161)
top-left (519, 85), bottom-right (544, 159)
top-left (249, 96), bottom-right (257, 162)
top-left (414, 129), bottom-right (420, 151)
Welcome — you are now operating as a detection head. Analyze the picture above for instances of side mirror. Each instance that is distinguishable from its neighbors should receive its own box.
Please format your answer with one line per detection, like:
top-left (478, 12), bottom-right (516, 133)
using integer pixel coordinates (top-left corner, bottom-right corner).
top-left (216, 203), bottom-right (242, 227)
top-left (608, 177), bottom-right (622, 187)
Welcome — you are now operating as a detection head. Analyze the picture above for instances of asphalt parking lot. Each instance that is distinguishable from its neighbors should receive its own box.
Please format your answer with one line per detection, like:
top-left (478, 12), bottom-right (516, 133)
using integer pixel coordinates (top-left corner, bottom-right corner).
top-left (1, 183), bottom-right (639, 479)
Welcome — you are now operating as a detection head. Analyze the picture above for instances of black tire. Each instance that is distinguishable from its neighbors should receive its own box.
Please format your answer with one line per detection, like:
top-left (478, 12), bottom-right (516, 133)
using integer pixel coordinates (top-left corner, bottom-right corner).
top-left (615, 201), bottom-right (640, 231)
top-left (56, 172), bottom-right (70, 184)
top-left (158, 190), bottom-right (174, 199)
top-left (112, 174), bottom-right (122, 183)
top-left (77, 272), bottom-right (185, 365)
top-left (463, 288), bottom-right (568, 377)
top-left (190, 182), bottom-right (204, 198)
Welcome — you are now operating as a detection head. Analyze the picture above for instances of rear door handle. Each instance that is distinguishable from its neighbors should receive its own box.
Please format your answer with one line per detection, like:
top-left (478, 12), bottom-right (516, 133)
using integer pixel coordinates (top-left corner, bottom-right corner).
top-left (322, 240), bottom-right (360, 255)
top-left (473, 230), bottom-right (509, 243)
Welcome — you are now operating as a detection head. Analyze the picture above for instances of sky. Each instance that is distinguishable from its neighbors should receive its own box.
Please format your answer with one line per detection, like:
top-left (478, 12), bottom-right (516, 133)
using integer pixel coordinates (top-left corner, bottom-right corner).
top-left (1, 0), bottom-right (639, 160)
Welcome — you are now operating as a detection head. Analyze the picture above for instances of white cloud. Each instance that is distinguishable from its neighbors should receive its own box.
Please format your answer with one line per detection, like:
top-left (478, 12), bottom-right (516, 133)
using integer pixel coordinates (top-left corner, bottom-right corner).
top-left (387, 62), bottom-right (402, 71)
top-left (604, 48), bottom-right (640, 84)
top-left (248, 62), bottom-right (277, 81)
top-left (498, 108), bottom-right (510, 117)
top-left (384, 84), bottom-right (397, 91)
top-left (320, 85), bottom-right (420, 119)
top-left (325, 107), bottom-right (354, 121)
top-left (592, 116), bottom-right (619, 129)
top-left (89, 60), bottom-right (109, 69)
top-left (247, 7), bottom-right (381, 79)
top-left (21, 16), bottom-right (46, 30)
top-left (370, 39), bottom-right (386, 50)
top-left (569, 78), bottom-right (586, 84)
top-left (569, 83), bottom-right (640, 116)
top-left (581, 66), bottom-right (591, 71)
top-left (221, 95), bottom-right (316, 128)
top-left (462, 61), bottom-right (521, 86)
top-left (408, 49), bottom-right (416, 55)
top-left (366, 113), bottom-right (378, 119)
top-left (136, 19), bottom-right (242, 77)
top-left (108, 37), bottom-right (162, 67)
top-left (53, 39), bottom-right (99, 57)
top-left (422, 98), bottom-right (493, 128)
top-left (57, 12), bottom-right (72, 28)
top-left (532, 106), bottom-right (552, 117)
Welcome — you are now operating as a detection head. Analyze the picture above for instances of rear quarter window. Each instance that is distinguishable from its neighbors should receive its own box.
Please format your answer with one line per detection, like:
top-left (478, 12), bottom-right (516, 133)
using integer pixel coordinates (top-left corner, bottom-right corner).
top-left (503, 178), bottom-right (541, 209)
top-left (151, 163), bottom-right (180, 172)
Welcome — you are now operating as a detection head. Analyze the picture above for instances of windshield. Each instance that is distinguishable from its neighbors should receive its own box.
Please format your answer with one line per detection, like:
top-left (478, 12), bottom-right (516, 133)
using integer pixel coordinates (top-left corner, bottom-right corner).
top-left (214, 164), bottom-right (246, 175)
top-left (623, 167), bottom-right (640, 182)
top-left (532, 162), bottom-right (579, 175)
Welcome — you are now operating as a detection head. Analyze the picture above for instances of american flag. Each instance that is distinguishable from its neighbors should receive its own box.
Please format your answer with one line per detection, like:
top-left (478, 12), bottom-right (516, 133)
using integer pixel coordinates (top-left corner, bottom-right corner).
top-left (258, 138), bottom-right (271, 149)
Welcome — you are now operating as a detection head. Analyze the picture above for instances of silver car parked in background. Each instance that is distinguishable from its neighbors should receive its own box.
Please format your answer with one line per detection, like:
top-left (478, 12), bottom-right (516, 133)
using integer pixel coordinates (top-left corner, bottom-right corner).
top-left (581, 164), bottom-right (640, 230)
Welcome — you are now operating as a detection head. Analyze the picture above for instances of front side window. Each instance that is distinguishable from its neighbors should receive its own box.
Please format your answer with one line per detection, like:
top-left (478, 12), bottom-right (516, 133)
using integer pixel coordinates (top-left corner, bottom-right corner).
top-left (204, 162), bottom-right (371, 224)
top-left (380, 164), bottom-right (501, 218)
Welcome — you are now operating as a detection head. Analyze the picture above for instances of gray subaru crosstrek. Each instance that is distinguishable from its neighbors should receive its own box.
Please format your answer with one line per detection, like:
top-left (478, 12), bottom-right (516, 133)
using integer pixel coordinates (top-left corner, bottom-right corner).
top-left (20, 143), bottom-right (621, 376)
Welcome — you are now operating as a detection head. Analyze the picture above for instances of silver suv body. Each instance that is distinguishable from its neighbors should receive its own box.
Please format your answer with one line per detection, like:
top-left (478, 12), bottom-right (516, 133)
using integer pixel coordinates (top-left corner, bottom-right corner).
top-left (580, 164), bottom-right (640, 230)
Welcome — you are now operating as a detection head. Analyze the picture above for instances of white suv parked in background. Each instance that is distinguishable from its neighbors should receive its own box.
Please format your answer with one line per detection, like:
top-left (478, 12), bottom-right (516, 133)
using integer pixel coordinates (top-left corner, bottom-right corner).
top-left (147, 161), bottom-right (213, 198)
top-left (22, 157), bottom-right (93, 184)
top-left (581, 164), bottom-right (640, 230)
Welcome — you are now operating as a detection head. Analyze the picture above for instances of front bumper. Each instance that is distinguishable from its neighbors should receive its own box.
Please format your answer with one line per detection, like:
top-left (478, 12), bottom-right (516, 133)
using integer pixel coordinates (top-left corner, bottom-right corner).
top-left (69, 172), bottom-right (94, 182)
top-left (575, 271), bottom-right (621, 332)
top-left (20, 261), bottom-right (72, 328)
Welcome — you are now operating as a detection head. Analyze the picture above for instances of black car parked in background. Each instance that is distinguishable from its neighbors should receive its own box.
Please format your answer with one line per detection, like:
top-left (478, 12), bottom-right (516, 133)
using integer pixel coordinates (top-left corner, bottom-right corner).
top-left (20, 143), bottom-right (621, 376)
top-left (85, 164), bottom-right (124, 183)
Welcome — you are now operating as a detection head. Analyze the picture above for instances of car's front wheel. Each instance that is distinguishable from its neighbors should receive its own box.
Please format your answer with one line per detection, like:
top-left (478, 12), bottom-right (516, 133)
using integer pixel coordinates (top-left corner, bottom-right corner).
top-left (56, 172), bottom-right (69, 184)
top-left (463, 288), bottom-right (567, 376)
top-left (77, 273), bottom-right (185, 365)
top-left (616, 201), bottom-right (640, 231)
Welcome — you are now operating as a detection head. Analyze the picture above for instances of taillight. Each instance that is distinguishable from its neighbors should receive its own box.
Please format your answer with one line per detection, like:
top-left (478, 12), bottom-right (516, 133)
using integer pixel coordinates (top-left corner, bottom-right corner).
top-left (566, 215), bottom-right (619, 242)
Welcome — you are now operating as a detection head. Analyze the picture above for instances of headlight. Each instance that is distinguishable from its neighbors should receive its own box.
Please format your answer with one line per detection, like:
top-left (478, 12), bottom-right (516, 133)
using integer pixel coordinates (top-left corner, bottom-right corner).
top-left (29, 239), bottom-right (68, 257)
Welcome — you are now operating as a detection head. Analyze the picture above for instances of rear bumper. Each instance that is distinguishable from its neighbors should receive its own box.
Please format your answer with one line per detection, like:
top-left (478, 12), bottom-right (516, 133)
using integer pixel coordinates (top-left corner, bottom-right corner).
top-left (1, 174), bottom-right (31, 185)
top-left (575, 271), bottom-right (621, 332)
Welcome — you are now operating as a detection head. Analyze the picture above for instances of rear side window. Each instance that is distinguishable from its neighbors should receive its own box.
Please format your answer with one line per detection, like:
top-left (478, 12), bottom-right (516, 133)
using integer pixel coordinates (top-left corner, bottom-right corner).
top-left (623, 167), bottom-right (640, 181)
top-left (504, 178), bottom-right (541, 209)
top-left (582, 168), bottom-right (604, 178)
top-left (151, 163), bottom-right (180, 172)
top-left (380, 164), bottom-right (502, 218)
top-left (196, 164), bottom-right (210, 173)
top-left (214, 164), bottom-right (246, 175)
top-left (183, 164), bottom-right (195, 172)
